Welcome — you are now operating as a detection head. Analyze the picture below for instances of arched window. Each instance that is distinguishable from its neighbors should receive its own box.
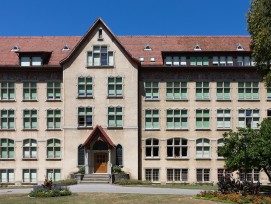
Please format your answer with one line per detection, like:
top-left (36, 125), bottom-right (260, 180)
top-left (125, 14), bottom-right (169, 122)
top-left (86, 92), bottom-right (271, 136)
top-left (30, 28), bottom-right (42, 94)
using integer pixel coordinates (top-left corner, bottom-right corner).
top-left (78, 144), bottom-right (85, 166)
top-left (116, 144), bottom-right (123, 166)
top-left (47, 139), bottom-right (61, 159)
top-left (196, 138), bottom-right (210, 158)
top-left (23, 139), bottom-right (37, 159)
top-left (145, 138), bottom-right (159, 158)
top-left (0, 138), bottom-right (14, 159)
top-left (217, 138), bottom-right (224, 158)
top-left (167, 138), bottom-right (188, 158)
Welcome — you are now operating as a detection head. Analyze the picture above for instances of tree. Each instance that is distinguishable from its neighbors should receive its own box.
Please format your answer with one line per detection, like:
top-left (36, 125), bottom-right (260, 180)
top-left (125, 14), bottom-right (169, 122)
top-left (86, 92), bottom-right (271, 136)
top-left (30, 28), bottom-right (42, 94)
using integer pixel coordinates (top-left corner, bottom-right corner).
top-left (219, 118), bottom-right (271, 181)
top-left (247, 0), bottom-right (271, 86)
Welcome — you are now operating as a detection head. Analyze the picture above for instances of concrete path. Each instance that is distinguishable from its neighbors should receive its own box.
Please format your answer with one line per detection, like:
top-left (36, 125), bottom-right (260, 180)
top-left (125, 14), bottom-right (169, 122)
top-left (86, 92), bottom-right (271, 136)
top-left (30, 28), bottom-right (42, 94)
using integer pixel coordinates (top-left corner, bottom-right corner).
top-left (0, 184), bottom-right (202, 195)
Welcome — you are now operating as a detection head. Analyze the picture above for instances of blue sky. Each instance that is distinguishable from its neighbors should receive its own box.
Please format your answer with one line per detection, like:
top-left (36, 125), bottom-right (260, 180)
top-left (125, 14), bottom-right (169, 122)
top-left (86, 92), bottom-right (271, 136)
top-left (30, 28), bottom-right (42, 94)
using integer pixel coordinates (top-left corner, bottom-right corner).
top-left (0, 0), bottom-right (250, 36)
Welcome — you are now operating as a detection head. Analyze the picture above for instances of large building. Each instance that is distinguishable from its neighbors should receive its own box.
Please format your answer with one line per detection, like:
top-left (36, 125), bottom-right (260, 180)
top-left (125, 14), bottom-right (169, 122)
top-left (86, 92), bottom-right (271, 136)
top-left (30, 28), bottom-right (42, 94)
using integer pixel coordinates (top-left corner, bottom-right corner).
top-left (0, 18), bottom-right (270, 185)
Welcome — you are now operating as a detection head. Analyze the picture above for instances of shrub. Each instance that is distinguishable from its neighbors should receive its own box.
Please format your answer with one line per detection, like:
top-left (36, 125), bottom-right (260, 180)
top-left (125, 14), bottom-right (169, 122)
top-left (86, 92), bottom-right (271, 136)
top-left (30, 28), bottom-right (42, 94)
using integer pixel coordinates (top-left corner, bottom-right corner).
top-left (54, 179), bottom-right (77, 186)
top-left (29, 187), bottom-right (72, 198)
top-left (115, 179), bottom-right (152, 185)
top-left (112, 165), bottom-right (122, 173)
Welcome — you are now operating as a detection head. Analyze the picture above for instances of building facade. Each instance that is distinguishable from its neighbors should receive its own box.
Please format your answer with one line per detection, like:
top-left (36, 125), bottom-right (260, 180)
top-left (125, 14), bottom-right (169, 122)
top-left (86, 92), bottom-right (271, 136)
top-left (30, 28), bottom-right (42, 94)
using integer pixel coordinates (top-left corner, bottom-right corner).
top-left (0, 18), bottom-right (270, 185)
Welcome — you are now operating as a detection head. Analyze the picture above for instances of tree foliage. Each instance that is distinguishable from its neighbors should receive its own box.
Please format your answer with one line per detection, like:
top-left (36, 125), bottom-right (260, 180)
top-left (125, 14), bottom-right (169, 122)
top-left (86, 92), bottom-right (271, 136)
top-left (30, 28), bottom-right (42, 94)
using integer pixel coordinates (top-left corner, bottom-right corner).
top-left (219, 118), bottom-right (271, 181)
top-left (247, 0), bottom-right (271, 86)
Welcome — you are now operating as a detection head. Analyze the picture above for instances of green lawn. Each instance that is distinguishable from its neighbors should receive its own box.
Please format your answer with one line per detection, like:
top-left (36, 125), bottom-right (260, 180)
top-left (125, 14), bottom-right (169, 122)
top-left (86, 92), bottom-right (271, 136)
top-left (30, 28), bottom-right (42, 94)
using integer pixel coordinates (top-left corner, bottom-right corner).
top-left (123, 184), bottom-right (218, 191)
top-left (0, 193), bottom-right (221, 204)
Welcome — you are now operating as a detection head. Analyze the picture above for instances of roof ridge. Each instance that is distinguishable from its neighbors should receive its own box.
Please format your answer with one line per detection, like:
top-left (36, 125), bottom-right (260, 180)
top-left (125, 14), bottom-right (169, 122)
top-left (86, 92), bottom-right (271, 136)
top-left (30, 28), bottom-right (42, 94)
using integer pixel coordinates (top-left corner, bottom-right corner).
top-left (117, 35), bottom-right (251, 37)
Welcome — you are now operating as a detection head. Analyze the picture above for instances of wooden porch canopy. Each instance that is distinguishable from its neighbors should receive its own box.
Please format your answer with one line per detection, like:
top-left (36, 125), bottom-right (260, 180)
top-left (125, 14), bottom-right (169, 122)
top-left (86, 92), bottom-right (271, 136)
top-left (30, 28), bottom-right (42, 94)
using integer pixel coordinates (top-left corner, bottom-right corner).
top-left (82, 125), bottom-right (115, 149)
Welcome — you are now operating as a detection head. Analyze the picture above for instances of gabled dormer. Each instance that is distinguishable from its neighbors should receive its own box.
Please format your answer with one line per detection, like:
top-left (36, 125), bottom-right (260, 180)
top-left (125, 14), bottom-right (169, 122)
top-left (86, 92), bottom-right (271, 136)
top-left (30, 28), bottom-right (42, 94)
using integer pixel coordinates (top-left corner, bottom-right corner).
top-left (17, 51), bottom-right (52, 67)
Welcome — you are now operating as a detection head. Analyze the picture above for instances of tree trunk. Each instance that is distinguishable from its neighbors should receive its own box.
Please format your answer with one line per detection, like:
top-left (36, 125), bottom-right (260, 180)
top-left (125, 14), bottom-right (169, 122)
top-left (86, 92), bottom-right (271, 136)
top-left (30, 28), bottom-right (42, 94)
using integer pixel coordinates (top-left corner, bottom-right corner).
top-left (263, 167), bottom-right (271, 182)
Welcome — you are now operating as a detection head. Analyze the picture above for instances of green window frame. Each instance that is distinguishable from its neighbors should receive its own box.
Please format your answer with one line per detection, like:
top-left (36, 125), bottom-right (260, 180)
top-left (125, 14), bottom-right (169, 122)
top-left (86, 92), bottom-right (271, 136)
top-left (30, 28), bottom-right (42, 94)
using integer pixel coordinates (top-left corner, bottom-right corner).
top-left (238, 82), bottom-right (259, 100)
top-left (23, 109), bottom-right (37, 129)
top-left (0, 138), bottom-right (14, 159)
top-left (196, 82), bottom-right (210, 100)
top-left (238, 109), bottom-right (260, 129)
top-left (0, 169), bottom-right (14, 183)
top-left (108, 107), bottom-right (123, 127)
top-left (196, 109), bottom-right (210, 129)
top-left (166, 82), bottom-right (187, 100)
top-left (78, 107), bottom-right (93, 128)
top-left (217, 109), bottom-right (231, 129)
top-left (23, 169), bottom-right (37, 183)
top-left (47, 139), bottom-right (61, 159)
top-left (190, 57), bottom-right (208, 66)
top-left (23, 139), bottom-right (37, 159)
top-left (166, 109), bottom-right (188, 129)
top-left (267, 87), bottom-right (271, 100)
top-left (23, 82), bottom-right (37, 100)
top-left (47, 109), bottom-right (61, 129)
top-left (0, 82), bottom-right (15, 101)
top-left (108, 77), bottom-right (123, 97)
top-left (46, 169), bottom-right (61, 181)
top-left (144, 82), bottom-right (159, 100)
top-left (0, 109), bottom-right (15, 130)
top-left (87, 45), bottom-right (114, 67)
top-left (216, 82), bottom-right (230, 100)
top-left (78, 77), bottom-right (93, 97)
top-left (47, 82), bottom-right (61, 100)
top-left (196, 138), bottom-right (210, 158)
top-left (145, 109), bottom-right (159, 129)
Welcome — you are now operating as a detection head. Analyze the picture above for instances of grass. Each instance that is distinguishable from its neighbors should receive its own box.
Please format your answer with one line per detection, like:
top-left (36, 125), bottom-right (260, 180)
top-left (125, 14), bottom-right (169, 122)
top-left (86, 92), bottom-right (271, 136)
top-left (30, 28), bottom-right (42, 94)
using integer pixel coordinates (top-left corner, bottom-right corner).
top-left (147, 183), bottom-right (218, 190)
top-left (0, 193), bottom-right (221, 204)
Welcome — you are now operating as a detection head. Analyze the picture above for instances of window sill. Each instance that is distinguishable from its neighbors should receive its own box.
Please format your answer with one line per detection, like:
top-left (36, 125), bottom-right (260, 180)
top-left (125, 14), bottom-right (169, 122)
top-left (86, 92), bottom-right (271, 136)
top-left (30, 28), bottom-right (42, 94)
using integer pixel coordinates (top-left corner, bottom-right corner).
top-left (97, 37), bottom-right (104, 41)
top-left (217, 157), bottom-right (225, 160)
top-left (145, 99), bottom-right (160, 101)
top-left (195, 129), bottom-right (211, 131)
top-left (107, 127), bottom-right (123, 130)
top-left (166, 157), bottom-right (189, 160)
top-left (0, 129), bottom-right (16, 131)
top-left (77, 96), bottom-right (93, 99)
top-left (107, 96), bottom-right (123, 99)
top-left (46, 158), bottom-right (62, 161)
top-left (267, 99), bottom-right (271, 101)
top-left (216, 99), bottom-right (232, 102)
top-left (0, 99), bottom-right (16, 102)
top-left (22, 99), bottom-right (38, 102)
top-left (21, 182), bottom-right (38, 185)
top-left (145, 157), bottom-right (160, 160)
top-left (46, 99), bottom-right (62, 102)
top-left (166, 99), bottom-right (188, 102)
top-left (22, 158), bottom-right (38, 161)
top-left (195, 157), bottom-right (212, 160)
top-left (166, 128), bottom-right (189, 131)
top-left (238, 99), bottom-right (260, 102)
top-left (22, 129), bottom-right (38, 131)
top-left (0, 158), bottom-right (15, 161)
top-left (0, 182), bottom-right (15, 185)
top-left (86, 66), bottom-right (114, 69)
top-left (77, 127), bottom-right (93, 130)
top-left (144, 128), bottom-right (160, 131)
top-left (195, 99), bottom-right (211, 102)
top-left (46, 129), bottom-right (62, 131)
top-left (216, 128), bottom-right (231, 131)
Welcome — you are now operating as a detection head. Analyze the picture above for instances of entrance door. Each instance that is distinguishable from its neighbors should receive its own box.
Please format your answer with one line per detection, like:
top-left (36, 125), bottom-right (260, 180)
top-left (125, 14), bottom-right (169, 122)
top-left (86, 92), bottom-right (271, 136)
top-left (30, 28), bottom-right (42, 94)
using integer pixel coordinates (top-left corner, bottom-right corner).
top-left (94, 153), bottom-right (108, 173)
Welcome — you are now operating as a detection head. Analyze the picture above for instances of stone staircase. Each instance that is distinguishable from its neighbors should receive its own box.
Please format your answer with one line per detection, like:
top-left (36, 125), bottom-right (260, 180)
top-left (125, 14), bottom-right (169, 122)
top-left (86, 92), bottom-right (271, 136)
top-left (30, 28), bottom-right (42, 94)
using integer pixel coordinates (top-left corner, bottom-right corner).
top-left (80, 174), bottom-right (111, 184)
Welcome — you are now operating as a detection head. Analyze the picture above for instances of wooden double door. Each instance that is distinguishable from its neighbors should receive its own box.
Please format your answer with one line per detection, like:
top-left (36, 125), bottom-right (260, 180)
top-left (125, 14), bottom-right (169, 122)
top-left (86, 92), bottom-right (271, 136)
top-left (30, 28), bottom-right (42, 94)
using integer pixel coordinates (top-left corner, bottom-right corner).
top-left (94, 152), bottom-right (108, 173)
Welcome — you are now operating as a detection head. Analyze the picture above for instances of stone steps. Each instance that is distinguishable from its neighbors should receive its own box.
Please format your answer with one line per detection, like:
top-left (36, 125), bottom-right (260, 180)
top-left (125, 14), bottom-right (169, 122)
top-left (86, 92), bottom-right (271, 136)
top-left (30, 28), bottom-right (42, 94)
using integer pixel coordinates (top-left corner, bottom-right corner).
top-left (81, 174), bottom-right (111, 183)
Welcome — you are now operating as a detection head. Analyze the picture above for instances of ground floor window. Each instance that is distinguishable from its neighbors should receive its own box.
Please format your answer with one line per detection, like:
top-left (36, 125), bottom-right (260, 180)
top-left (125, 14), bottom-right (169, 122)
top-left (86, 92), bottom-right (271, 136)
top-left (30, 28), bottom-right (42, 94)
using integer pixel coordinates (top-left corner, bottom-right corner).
top-left (145, 169), bottom-right (159, 182)
top-left (23, 169), bottom-right (37, 183)
top-left (0, 169), bottom-right (14, 183)
top-left (196, 169), bottom-right (210, 182)
top-left (239, 169), bottom-right (259, 182)
top-left (167, 169), bottom-right (188, 182)
top-left (217, 168), bottom-right (232, 181)
top-left (46, 169), bottom-right (61, 181)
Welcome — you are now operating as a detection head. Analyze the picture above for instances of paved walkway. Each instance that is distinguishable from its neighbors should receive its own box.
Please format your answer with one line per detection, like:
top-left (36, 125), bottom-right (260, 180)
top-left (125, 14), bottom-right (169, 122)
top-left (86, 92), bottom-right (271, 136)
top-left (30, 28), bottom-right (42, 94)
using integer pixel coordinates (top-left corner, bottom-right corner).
top-left (0, 184), bottom-right (202, 195)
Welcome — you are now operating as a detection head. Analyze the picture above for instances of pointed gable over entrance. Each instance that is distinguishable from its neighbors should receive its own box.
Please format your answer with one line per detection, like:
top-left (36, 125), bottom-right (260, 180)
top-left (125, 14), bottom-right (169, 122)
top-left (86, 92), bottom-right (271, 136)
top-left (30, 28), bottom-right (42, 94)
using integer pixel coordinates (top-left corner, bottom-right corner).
top-left (83, 125), bottom-right (115, 149)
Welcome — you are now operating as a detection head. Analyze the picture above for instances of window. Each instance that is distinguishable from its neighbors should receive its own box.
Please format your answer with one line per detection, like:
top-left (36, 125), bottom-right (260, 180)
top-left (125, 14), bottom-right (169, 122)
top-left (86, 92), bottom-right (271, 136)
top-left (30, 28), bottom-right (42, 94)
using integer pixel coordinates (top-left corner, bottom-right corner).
top-left (197, 169), bottom-right (210, 182)
top-left (46, 169), bottom-right (61, 181)
top-left (78, 107), bottom-right (93, 128)
top-left (145, 138), bottom-right (159, 158)
top-left (166, 82), bottom-right (187, 100)
top-left (238, 109), bottom-right (259, 129)
top-left (0, 109), bottom-right (15, 130)
top-left (0, 139), bottom-right (14, 159)
top-left (78, 144), bottom-right (85, 166)
top-left (23, 82), bottom-right (37, 100)
top-left (217, 169), bottom-right (232, 181)
top-left (20, 56), bottom-right (42, 66)
top-left (244, 56), bottom-right (251, 66)
top-left (145, 169), bottom-right (159, 182)
top-left (217, 139), bottom-right (224, 158)
top-left (87, 45), bottom-right (114, 66)
top-left (0, 169), bottom-right (14, 183)
top-left (23, 139), bottom-right (37, 159)
top-left (23, 169), bottom-right (37, 183)
top-left (268, 109), bottom-right (271, 118)
top-left (196, 109), bottom-right (210, 129)
top-left (239, 169), bottom-right (259, 182)
top-left (167, 138), bottom-right (188, 158)
top-left (217, 109), bottom-right (231, 129)
top-left (164, 56), bottom-right (187, 66)
top-left (23, 109), bottom-right (37, 129)
top-left (78, 77), bottom-right (92, 97)
top-left (98, 29), bottom-right (103, 40)
top-left (237, 56), bottom-right (243, 66)
top-left (47, 82), bottom-right (61, 100)
top-left (219, 56), bottom-right (226, 66)
top-left (108, 77), bottom-right (123, 97)
top-left (196, 138), bottom-right (210, 158)
top-left (144, 82), bottom-right (159, 100)
top-left (116, 144), bottom-right (123, 166)
top-left (213, 56), bottom-right (219, 65)
top-left (145, 109), bottom-right (159, 129)
top-left (216, 82), bottom-right (230, 100)
top-left (166, 109), bottom-right (188, 129)
top-left (108, 107), bottom-right (123, 127)
top-left (227, 56), bottom-right (233, 66)
top-left (196, 82), bottom-right (210, 100)
top-left (167, 169), bottom-right (188, 182)
top-left (0, 82), bottom-right (15, 101)
top-left (190, 56), bottom-right (208, 66)
top-left (47, 139), bottom-right (61, 159)
top-left (267, 87), bottom-right (271, 100)
top-left (238, 82), bottom-right (259, 100)
top-left (47, 109), bottom-right (61, 129)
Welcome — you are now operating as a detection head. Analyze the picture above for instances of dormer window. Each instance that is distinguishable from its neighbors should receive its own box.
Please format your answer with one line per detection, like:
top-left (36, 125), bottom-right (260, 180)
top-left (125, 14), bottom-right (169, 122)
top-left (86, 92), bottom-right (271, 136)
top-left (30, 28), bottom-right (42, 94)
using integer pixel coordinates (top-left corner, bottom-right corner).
top-left (194, 44), bottom-right (201, 51)
top-left (62, 45), bottom-right (70, 51)
top-left (98, 29), bottom-right (103, 41)
top-left (144, 45), bottom-right (152, 51)
top-left (87, 45), bottom-right (114, 67)
top-left (20, 56), bottom-right (42, 66)
top-left (236, 44), bottom-right (244, 51)
top-left (139, 57), bottom-right (145, 62)
top-left (11, 45), bottom-right (20, 52)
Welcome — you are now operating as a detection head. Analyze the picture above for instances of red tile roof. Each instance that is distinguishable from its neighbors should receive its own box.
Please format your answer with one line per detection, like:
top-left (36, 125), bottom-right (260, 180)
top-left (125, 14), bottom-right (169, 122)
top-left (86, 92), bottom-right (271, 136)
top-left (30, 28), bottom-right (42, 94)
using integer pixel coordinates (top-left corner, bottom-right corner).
top-left (0, 35), bottom-right (251, 66)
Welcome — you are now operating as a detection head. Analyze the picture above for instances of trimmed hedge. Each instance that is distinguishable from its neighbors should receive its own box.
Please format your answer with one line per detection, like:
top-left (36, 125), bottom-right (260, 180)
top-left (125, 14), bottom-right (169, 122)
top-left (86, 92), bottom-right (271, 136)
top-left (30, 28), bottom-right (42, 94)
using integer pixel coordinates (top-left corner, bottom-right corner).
top-left (29, 187), bottom-right (71, 197)
top-left (115, 179), bottom-right (152, 185)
